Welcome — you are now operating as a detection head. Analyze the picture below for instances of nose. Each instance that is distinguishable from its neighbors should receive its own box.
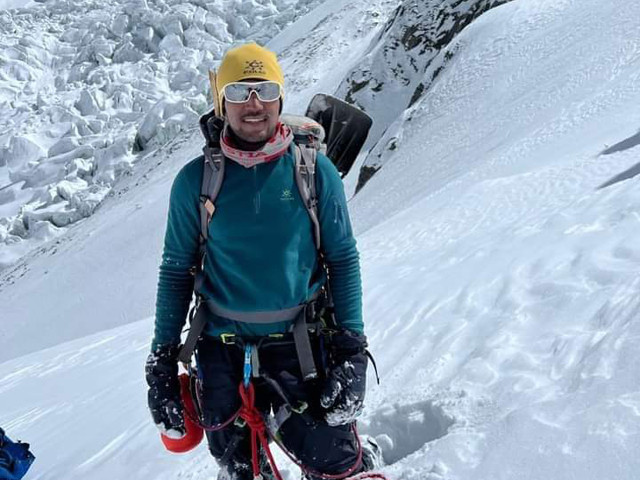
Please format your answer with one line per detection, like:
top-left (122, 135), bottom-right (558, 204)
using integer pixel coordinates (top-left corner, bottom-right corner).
top-left (245, 90), bottom-right (263, 108)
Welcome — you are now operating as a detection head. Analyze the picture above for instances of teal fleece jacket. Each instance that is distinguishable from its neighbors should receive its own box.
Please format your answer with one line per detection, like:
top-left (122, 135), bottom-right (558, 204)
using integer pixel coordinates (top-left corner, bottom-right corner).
top-left (152, 145), bottom-right (363, 348)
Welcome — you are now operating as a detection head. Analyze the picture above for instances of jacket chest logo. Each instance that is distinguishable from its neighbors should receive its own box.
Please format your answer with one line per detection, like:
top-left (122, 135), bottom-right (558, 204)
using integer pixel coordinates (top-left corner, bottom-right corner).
top-left (280, 189), bottom-right (294, 201)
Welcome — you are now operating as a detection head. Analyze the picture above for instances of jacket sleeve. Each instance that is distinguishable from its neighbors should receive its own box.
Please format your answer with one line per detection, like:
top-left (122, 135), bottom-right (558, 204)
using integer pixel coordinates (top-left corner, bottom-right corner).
top-left (316, 154), bottom-right (364, 334)
top-left (151, 162), bottom-right (201, 349)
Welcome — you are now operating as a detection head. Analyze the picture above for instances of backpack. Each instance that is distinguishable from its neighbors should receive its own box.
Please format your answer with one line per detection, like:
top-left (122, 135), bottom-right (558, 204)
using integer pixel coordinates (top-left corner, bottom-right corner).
top-left (196, 111), bottom-right (326, 259)
top-left (0, 428), bottom-right (35, 480)
top-left (177, 112), bottom-right (330, 381)
top-left (177, 89), bottom-right (372, 375)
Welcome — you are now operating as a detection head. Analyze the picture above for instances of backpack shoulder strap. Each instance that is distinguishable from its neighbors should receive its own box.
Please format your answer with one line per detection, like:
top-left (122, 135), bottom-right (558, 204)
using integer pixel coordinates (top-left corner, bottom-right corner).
top-left (194, 147), bottom-right (225, 294)
top-left (179, 147), bottom-right (225, 364)
top-left (294, 144), bottom-right (321, 251)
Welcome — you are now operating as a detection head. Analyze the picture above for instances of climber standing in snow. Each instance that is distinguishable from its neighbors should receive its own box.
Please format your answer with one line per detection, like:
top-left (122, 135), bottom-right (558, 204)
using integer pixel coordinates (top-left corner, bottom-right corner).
top-left (144, 42), bottom-right (380, 479)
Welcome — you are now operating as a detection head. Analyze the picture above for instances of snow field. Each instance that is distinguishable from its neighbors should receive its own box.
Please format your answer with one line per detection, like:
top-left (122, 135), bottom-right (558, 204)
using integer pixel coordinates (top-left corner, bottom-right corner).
top-left (0, 131), bottom-right (204, 362)
top-left (351, 0), bottom-right (640, 477)
top-left (1, 0), bottom-right (640, 478)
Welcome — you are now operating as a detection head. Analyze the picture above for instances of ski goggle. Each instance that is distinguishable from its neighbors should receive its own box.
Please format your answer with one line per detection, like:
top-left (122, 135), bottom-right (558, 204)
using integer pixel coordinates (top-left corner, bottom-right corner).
top-left (222, 81), bottom-right (282, 104)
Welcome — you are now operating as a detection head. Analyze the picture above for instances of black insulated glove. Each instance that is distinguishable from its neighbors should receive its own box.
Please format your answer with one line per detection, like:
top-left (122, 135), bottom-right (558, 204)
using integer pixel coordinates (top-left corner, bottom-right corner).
top-left (320, 330), bottom-right (368, 426)
top-left (145, 343), bottom-right (186, 439)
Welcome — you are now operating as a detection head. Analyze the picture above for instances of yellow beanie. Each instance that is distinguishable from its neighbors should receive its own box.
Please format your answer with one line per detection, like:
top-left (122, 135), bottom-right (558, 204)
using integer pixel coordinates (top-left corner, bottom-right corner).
top-left (216, 42), bottom-right (285, 114)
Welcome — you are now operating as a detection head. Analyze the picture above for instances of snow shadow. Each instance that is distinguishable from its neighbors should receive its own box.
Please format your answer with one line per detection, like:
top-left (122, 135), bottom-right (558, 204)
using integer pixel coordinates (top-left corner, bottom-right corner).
top-left (599, 161), bottom-right (640, 189)
top-left (598, 130), bottom-right (640, 189)
top-left (601, 130), bottom-right (640, 156)
top-left (360, 400), bottom-right (454, 464)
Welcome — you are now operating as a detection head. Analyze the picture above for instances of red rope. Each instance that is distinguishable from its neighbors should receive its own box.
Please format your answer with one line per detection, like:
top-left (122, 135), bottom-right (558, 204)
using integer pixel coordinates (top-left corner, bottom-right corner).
top-left (185, 406), bottom-right (240, 432)
top-left (236, 381), bottom-right (391, 480)
top-left (238, 382), bottom-right (285, 480)
top-left (184, 381), bottom-right (241, 432)
top-left (347, 474), bottom-right (391, 479)
top-left (186, 378), bottom-right (390, 480)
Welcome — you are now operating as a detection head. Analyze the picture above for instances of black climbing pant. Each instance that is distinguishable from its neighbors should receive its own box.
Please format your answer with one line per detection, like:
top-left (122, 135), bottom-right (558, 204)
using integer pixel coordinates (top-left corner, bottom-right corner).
top-left (195, 335), bottom-right (363, 480)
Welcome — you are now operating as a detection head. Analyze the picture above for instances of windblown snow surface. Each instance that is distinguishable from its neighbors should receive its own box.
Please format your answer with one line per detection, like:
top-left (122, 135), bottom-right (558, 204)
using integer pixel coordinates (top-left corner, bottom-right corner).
top-left (2, 0), bottom-right (640, 479)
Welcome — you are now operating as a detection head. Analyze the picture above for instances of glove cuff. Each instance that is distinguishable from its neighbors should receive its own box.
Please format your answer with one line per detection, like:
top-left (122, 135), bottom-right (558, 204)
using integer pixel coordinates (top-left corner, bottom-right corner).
top-left (328, 329), bottom-right (367, 359)
top-left (150, 343), bottom-right (182, 361)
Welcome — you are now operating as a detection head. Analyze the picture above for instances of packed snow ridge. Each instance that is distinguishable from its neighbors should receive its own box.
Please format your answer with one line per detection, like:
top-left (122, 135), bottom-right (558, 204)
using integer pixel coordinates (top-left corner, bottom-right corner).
top-left (0, 0), bottom-right (323, 268)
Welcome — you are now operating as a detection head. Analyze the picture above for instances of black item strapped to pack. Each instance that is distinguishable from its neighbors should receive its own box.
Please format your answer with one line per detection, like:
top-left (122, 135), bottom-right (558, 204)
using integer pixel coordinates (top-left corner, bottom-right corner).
top-left (305, 93), bottom-right (373, 178)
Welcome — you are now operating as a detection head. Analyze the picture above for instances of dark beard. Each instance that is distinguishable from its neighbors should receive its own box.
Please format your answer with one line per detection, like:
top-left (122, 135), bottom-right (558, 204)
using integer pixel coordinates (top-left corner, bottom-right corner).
top-left (227, 125), bottom-right (268, 151)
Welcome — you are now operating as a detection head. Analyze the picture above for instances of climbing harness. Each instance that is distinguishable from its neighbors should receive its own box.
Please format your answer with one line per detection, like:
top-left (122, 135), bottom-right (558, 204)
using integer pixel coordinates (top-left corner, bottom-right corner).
top-left (178, 342), bottom-right (388, 480)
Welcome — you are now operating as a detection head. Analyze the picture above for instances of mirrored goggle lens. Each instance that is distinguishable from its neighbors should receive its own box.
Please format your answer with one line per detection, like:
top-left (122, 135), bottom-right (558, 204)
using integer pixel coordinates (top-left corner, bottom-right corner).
top-left (223, 81), bottom-right (281, 103)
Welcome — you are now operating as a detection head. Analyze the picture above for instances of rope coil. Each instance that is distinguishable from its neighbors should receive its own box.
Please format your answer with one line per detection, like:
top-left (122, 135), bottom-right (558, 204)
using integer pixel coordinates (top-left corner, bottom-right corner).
top-left (236, 381), bottom-right (389, 480)
top-left (183, 365), bottom-right (389, 479)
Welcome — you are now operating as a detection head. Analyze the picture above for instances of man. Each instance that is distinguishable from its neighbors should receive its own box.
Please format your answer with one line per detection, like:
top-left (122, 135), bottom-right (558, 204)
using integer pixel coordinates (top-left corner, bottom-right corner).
top-left (145, 42), bottom-right (377, 480)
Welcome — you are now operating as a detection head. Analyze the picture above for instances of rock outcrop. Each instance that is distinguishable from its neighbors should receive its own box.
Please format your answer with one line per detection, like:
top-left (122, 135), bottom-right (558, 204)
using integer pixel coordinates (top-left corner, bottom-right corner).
top-left (334, 0), bottom-right (512, 192)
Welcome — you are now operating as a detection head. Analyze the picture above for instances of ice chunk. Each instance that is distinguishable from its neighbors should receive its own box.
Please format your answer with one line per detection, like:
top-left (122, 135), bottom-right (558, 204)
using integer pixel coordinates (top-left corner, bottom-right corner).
top-left (113, 38), bottom-right (145, 64)
top-left (93, 136), bottom-right (134, 183)
top-left (158, 33), bottom-right (184, 55)
top-left (1, 136), bottom-right (46, 173)
top-left (48, 137), bottom-right (80, 158)
top-left (56, 178), bottom-right (89, 201)
top-left (169, 67), bottom-right (198, 91)
top-left (110, 13), bottom-right (130, 38)
top-left (75, 90), bottom-right (103, 116)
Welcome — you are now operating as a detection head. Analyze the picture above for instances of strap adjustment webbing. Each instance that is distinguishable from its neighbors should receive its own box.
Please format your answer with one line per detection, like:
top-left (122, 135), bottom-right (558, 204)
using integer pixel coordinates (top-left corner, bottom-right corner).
top-left (294, 145), bottom-right (321, 251)
top-left (178, 291), bottom-right (321, 380)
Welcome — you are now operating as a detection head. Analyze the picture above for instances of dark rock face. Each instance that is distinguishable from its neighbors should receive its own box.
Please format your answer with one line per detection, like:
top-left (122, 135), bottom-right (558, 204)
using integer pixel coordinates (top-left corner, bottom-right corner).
top-left (355, 165), bottom-right (382, 193)
top-left (337, 0), bottom-right (512, 193)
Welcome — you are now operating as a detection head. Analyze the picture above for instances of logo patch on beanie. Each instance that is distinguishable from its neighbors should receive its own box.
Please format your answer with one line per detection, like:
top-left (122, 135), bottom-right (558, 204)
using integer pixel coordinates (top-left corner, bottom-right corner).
top-left (243, 60), bottom-right (266, 76)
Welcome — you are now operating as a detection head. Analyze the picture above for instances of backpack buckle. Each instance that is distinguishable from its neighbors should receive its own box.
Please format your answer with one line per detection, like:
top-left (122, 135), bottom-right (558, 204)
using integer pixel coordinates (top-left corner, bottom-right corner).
top-left (203, 198), bottom-right (215, 217)
top-left (220, 333), bottom-right (236, 345)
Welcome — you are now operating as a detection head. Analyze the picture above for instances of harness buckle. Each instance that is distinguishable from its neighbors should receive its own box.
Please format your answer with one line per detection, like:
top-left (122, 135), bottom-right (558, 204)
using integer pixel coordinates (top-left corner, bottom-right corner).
top-left (203, 198), bottom-right (216, 217)
top-left (220, 333), bottom-right (236, 345)
top-left (306, 300), bottom-right (317, 321)
top-left (291, 401), bottom-right (308, 414)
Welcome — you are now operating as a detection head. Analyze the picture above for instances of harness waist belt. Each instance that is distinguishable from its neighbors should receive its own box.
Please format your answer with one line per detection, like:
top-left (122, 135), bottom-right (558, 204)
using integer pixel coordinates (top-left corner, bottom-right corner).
top-left (178, 291), bottom-right (321, 365)
top-left (204, 298), bottom-right (307, 324)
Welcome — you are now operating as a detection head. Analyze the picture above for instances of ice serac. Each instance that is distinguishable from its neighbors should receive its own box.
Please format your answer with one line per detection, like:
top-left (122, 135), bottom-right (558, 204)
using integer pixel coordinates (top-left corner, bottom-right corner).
top-left (334, 0), bottom-right (511, 193)
top-left (0, 0), bottom-right (325, 269)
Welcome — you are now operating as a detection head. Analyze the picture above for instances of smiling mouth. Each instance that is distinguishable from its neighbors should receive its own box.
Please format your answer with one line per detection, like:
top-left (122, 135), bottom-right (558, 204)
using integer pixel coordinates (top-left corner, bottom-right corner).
top-left (243, 116), bottom-right (267, 123)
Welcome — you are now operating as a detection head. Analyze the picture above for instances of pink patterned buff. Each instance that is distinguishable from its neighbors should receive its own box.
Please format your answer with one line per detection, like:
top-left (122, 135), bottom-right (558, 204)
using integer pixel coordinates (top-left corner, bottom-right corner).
top-left (220, 122), bottom-right (294, 168)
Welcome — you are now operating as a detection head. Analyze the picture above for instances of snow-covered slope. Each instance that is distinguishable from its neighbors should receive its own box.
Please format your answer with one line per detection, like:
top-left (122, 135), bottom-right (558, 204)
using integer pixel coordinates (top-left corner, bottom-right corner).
top-left (335, 0), bottom-right (511, 191)
top-left (0, 0), bottom-right (32, 10)
top-left (2, 0), bottom-right (640, 478)
top-left (351, 0), bottom-right (640, 234)
top-left (0, 132), bottom-right (202, 362)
